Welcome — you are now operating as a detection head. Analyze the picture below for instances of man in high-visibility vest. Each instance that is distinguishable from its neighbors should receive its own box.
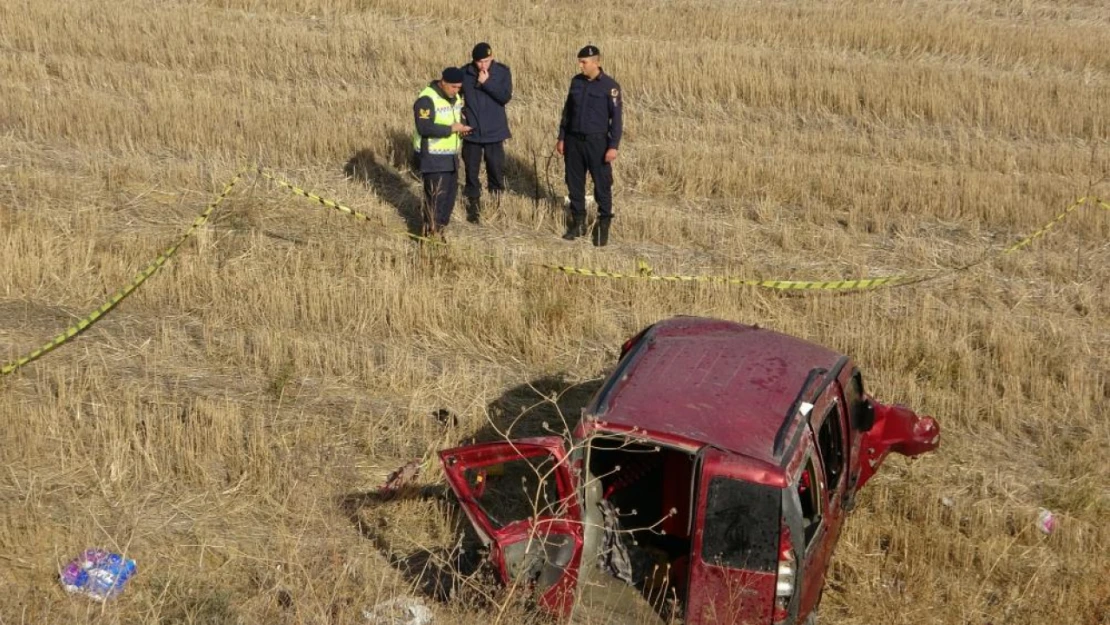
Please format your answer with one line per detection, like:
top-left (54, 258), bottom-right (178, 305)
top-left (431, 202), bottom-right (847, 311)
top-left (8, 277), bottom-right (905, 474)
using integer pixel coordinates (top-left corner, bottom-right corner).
top-left (413, 67), bottom-right (471, 238)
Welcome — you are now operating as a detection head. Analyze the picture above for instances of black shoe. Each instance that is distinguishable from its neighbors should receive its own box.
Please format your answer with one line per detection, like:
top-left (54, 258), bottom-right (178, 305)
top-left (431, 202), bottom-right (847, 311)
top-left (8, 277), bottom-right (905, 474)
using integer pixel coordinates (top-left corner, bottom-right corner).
top-left (592, 219), bottom-right (611, 247)
top-left (465, 197), bottom-right (481, 224)
top-left (562, 212), bottom-right (581, 241)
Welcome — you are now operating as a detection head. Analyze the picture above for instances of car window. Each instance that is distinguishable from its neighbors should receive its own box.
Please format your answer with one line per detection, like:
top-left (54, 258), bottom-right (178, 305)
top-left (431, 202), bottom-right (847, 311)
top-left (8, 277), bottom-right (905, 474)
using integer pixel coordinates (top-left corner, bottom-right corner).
top-left (462, 454), bottom-right (563, 529)
top-left (796, 456), bottom-right (823, 547)
top-left (817, 402), bottom-right (846, 492)
top-left (700, 477), bottom-right (780, 572)
top-left (845, 371), bottom-right (867, 430)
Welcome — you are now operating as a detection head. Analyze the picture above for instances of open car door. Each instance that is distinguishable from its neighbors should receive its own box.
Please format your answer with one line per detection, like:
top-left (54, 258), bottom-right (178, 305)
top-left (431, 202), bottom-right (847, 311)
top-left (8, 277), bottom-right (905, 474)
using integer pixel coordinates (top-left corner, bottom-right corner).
top-left (438, 437), bottom-right (584, 617)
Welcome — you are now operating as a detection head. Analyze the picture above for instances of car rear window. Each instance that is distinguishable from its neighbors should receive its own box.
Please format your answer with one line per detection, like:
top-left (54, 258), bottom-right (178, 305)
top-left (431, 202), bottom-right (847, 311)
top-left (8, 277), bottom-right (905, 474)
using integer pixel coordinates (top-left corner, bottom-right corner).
top-left (701, 477), bottom-right (781, 572)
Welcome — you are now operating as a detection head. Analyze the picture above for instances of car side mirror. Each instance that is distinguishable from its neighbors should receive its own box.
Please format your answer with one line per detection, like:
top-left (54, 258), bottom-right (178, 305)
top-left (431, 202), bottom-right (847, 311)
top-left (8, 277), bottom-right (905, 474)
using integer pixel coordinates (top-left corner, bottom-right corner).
top-left (856, 399), bottom-right (876, 432)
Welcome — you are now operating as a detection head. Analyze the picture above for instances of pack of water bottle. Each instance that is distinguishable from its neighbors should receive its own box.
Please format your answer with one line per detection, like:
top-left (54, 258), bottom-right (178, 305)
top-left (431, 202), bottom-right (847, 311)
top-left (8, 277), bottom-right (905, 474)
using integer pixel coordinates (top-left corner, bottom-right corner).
top-left (60, 549), bottom-right (137, 601)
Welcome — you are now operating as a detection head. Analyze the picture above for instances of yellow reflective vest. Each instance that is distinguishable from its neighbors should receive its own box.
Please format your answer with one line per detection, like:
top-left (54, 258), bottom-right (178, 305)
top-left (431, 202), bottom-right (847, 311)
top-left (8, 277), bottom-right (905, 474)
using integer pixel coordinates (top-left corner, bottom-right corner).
top-left (413, 86), bottom-right (464, 158)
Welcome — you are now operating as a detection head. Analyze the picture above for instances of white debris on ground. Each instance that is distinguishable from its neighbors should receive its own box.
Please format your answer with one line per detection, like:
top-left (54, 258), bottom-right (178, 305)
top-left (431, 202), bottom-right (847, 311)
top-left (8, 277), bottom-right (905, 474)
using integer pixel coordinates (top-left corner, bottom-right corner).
top-left (1036, 508), bottom-right (1057, 535)
top-left (363, 596), bottom-right (433, 625)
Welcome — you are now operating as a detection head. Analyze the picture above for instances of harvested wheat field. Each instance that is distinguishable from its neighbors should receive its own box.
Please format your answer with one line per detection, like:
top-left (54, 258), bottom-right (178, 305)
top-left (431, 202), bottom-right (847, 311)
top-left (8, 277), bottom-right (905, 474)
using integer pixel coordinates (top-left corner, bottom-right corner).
top-left (1, 0), bottom-right (1108, 623)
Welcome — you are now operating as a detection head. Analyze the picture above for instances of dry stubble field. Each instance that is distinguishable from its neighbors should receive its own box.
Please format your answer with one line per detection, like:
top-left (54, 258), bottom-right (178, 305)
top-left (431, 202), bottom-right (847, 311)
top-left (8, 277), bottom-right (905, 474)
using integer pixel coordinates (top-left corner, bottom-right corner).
top-left (1, 0), bottom-right (1108, 623)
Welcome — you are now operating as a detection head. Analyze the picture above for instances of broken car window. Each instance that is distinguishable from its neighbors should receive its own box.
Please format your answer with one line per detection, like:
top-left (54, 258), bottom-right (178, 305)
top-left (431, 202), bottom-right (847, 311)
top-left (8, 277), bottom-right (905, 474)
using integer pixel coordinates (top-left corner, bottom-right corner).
top-left (701, 478), bottom-right (780, 572)
top-left (797, 456), bottom-right (823, 546)
top-left (462, 454), bottom-right (564, 529)
top-left (817, 403), bottom-right (846, 493)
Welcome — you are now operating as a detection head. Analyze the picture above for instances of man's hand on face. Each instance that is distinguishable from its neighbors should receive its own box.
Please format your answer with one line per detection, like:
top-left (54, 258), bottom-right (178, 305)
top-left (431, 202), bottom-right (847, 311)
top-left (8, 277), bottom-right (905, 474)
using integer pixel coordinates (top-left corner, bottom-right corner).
top-left (478, 69), bottom-right (490, 84)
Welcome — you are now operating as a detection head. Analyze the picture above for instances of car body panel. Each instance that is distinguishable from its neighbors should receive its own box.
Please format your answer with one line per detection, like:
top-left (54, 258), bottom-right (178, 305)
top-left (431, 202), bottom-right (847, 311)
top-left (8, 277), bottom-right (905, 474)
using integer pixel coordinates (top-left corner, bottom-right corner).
top-left (438, 317), bottom-right (941, 625)
top-left (586, 318), bottom-right (842, 465)
top-left (687, 446), bottom-right (778, 625)
top-left (438, 437), bottom-right (584, 616)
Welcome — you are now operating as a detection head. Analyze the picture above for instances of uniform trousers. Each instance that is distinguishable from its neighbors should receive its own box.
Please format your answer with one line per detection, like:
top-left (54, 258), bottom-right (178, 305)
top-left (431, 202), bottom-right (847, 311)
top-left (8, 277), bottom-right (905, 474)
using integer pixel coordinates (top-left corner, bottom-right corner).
top-left (564, 132), bottom-right (613, 220)
top-left (422, 170), bottom-right (458, 228)
top-left (462, 141), bottom-right (506, 198)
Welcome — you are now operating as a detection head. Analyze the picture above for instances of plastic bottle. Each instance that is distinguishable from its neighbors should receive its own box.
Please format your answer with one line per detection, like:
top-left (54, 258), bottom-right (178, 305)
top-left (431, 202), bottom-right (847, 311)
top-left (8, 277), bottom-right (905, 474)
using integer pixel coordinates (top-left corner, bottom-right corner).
top-left (1036, 508), bottom-right (1057, 535)
top-left (60, 549), bottom-right (137, 601)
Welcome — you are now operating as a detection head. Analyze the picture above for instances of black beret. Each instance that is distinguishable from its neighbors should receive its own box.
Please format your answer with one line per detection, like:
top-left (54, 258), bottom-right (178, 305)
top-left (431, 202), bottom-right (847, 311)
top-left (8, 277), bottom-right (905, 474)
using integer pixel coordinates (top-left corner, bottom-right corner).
top-left (471, 42), bottom-right (493, 61)
top-left (577, 45), bottom-right (600, 58)
top-left (441, 66), bottom-right (465, 83)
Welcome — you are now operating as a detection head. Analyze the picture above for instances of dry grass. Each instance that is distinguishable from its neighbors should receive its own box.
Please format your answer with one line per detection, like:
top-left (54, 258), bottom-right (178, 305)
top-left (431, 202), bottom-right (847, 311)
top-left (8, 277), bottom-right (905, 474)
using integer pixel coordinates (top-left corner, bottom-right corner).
top-left (1, 0), bottom-right (1108, 623)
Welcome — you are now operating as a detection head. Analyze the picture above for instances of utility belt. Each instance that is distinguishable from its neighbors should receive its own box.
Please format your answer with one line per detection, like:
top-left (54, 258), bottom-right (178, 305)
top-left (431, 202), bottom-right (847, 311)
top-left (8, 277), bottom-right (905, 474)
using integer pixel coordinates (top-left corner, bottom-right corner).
top-left (565, 131), bottom-right (607, 140)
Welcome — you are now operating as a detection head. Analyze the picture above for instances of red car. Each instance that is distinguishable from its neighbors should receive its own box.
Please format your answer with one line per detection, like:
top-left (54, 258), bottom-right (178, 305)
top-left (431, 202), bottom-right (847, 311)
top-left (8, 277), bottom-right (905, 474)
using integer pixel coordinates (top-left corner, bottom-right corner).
top-left (439, 317), bottom-right (940, 624)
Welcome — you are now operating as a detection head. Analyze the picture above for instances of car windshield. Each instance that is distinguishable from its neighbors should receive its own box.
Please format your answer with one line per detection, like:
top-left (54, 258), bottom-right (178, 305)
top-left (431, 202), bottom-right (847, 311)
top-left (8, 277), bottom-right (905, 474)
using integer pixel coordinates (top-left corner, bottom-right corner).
top-left (701, 477), bottom-right (781, 572)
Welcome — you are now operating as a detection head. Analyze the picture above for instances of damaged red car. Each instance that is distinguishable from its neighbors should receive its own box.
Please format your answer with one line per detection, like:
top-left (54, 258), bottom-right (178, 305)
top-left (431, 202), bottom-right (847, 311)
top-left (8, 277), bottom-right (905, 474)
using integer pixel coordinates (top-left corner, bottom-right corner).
top-left (439, 317), bottom-right (940, 624)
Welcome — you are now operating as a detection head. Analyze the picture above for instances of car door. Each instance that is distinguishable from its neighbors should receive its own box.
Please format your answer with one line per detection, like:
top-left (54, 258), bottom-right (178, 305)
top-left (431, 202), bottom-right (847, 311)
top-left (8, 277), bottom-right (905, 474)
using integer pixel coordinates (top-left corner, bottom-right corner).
top-left (805, 382), bottom-right (851, 613)
top-left (784, 432), bottom-right (831, 621)
top-left (438, 437), bottom-right (584, 617)
top-left (686, 447), bottom-right (781, 625)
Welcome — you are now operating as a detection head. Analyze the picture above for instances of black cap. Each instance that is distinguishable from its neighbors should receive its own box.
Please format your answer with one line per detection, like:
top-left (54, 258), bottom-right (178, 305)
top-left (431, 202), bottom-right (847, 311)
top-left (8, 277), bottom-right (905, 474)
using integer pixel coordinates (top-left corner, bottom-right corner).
top-left (577, 45), bottom-right (600, 58)
top-left (471, 42), bottom-right (493, 61)
top-left (441, 66), bottom-right (465, 83)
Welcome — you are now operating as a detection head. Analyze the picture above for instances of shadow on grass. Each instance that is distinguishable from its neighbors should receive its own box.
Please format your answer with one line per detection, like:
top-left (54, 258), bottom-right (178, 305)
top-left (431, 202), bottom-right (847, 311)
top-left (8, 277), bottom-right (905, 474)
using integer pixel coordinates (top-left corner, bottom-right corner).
top-left (336, 484), bottom-right (491, 604)
top-left (469, 373), bottom-right (603, 443)
top-left (344, 131), bottom-right (425, 236)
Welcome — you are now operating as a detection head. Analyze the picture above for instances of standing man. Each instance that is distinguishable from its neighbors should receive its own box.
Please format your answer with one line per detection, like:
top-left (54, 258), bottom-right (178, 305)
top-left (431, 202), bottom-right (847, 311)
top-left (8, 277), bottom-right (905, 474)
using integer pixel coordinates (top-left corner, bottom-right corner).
top-left (461, 42), bottom-right (513, 224)
top-left (557, 45), bottom-right (622, 246)
top-left (413, 67), bottom-right (471, 238)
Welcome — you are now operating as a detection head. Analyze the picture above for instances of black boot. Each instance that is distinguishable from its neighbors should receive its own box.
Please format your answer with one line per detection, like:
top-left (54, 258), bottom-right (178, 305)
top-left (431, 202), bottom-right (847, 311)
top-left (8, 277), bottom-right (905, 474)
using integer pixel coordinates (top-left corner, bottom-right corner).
top-left (465, 197), bottom-right (481, 224)
top-left (592, 218), bottom-right (611, 247)
top-left (562, 212), bottom-right (582, 240)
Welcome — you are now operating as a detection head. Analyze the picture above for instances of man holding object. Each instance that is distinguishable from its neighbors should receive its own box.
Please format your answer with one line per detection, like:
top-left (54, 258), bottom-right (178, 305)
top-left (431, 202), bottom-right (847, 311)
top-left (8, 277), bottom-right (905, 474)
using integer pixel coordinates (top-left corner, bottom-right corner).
top-left (413, 67), bottom-right (471, 237)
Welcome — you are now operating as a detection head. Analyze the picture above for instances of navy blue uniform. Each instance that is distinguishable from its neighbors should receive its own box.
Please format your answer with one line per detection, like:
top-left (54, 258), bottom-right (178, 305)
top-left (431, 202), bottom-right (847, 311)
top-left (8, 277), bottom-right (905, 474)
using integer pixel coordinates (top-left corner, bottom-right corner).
top-left (462, 62), bottom-right (512, 143)
top-left (558, 71), bottom-right (623, 227)
top-left (461, 62), bottom-right (512, 205)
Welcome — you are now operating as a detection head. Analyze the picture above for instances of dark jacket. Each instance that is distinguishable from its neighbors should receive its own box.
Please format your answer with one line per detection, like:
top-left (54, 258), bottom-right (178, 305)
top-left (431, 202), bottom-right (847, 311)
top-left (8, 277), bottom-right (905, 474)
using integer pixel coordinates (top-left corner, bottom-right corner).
top-left (461, 61), bottom-right (512, 144)
top-left (557, 70), bottom-right (623, 150)
top-left (413, 81), bottom-right (461, 173)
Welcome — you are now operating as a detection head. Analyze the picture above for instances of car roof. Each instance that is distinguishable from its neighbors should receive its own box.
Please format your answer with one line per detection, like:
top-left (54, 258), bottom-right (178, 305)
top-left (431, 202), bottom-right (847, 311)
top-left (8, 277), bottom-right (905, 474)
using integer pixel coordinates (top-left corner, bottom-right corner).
top-left (586, 317), bottom-right (844, 466)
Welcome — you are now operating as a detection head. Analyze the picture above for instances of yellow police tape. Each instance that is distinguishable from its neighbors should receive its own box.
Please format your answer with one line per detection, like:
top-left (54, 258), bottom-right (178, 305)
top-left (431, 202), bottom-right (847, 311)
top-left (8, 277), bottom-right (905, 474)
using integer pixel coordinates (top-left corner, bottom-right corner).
top-left (0, 171), bottom-right (245, 377)
top-left (257, 170), bottom-right (921, 289)
top-left (544, 195), bottom-right (1109, 291)
top-left (1004, 196), bottom-right (1095, 254)
top-left (539, 264), bottom-right (922, 290)
top-left (254, 174), bottom-right (1108, 290)
top-left (2, 164), bottom-right (1106, 377)
top-left (256, 168), bottom-right (444, 246)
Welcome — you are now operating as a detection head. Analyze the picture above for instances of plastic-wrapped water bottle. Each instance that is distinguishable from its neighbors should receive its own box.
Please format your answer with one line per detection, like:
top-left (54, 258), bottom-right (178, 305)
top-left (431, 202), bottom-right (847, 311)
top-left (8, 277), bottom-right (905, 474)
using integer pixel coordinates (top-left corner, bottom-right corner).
top-left (60, 549), bottom-right (137, 601)
top-left (1036, 508), bottom-right (1058, 535)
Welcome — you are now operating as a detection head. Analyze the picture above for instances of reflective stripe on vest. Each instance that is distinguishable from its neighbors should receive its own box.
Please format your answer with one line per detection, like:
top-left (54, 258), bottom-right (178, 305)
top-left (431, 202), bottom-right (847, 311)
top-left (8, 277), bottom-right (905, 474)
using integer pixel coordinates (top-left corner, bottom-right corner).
top-left (413, 86), bottom-right (464, 155)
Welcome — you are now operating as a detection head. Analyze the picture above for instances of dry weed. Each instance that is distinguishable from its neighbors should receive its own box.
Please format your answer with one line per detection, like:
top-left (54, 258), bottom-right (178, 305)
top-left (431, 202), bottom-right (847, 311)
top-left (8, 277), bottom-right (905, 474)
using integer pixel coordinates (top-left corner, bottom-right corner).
top-left (1, 0), bottom-right (1108, 623)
